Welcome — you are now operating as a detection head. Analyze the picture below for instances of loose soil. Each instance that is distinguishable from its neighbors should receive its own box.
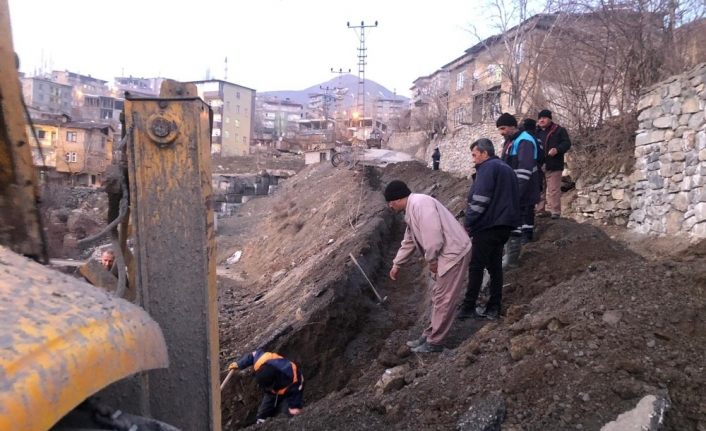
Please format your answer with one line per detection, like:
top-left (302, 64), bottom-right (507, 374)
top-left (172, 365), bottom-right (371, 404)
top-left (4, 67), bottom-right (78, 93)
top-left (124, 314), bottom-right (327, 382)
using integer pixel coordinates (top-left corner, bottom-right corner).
top-left (217, 161), bottom-right (706, 430)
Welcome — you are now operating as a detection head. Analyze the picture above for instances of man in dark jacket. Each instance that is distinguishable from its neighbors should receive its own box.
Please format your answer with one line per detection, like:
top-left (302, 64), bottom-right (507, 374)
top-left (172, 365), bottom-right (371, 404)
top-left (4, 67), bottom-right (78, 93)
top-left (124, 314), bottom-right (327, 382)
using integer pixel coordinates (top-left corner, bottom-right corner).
top-left (228, 350), bottom-right (303, 423)
top-left (459, 138), bottom-right (520, 320)
top-left (432, 147), bottom-right (441, 170)
top-left (535, 109), bottom-right (571, 219)
top-left (497, 112), bottom-right (542, 262)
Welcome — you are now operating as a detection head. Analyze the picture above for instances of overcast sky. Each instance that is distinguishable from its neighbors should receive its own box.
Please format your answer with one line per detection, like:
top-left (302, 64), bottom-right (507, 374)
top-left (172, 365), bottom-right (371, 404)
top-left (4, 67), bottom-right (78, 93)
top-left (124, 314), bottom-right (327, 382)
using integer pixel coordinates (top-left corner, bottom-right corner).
top-left (9, 0), bottom-right (495, 97)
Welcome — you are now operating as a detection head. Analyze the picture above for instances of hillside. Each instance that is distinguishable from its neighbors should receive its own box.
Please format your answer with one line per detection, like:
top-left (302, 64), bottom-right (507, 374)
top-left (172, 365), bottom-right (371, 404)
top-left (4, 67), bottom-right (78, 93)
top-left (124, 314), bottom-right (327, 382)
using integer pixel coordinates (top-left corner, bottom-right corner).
top-left (216, 161), bottom-right (706, 430)
top-left (259, 74), bottom-right (407, 109)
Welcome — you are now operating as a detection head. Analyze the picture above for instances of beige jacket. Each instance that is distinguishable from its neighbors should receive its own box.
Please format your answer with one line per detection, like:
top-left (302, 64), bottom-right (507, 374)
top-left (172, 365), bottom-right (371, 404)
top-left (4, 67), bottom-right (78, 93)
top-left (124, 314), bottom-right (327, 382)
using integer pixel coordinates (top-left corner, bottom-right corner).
top-left (392, 193), bottom-right (471, 277)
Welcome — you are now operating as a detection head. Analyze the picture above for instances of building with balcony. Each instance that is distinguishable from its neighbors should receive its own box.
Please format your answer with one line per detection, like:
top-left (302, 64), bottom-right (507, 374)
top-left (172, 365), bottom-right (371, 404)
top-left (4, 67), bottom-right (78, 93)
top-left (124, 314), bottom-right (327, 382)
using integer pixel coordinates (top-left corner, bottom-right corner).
top-left (190, 80), bottom-right (256, 156)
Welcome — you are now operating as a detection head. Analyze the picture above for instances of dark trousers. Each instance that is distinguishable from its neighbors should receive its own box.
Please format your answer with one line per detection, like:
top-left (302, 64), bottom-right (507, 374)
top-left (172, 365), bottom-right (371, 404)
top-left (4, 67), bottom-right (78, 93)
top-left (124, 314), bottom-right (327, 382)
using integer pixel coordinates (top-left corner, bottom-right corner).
top-left (464, 226), bottom-right (512, 311)
top-left (256, 383), bottom-right (303, 420)
top-left (520, 205), bottom-right (535, 242)
top-left (432, 161), bottom-right (440, 170)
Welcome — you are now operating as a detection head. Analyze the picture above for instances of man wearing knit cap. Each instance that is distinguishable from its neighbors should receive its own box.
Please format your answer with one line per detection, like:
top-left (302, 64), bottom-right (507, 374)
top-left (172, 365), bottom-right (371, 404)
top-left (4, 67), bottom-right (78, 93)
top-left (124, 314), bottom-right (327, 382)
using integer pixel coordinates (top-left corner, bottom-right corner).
top-left (497, 112), bottom-right (542, 261)
top-left (536, 109), bottom-right (572, 219)
top-left (384, 180), bottom-right (471, 353)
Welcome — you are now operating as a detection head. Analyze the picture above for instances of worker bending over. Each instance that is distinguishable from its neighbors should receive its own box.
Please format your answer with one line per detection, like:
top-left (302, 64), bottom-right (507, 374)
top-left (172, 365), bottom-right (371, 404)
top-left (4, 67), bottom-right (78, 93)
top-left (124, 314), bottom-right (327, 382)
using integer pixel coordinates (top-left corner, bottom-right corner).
top-left (229, 350), bottom-right (303, 423)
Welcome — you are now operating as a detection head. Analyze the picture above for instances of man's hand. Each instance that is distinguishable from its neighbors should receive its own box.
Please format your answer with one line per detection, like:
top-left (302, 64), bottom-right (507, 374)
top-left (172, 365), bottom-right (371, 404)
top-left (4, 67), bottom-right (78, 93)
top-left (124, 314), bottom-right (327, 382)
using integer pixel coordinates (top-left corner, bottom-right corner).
top-left (548, 148), bottom-right (558, 157)
top-left (288, 407), bottom-right (302, 416)
top-left (389, 265), bottom-right (400, 280)
top-left (227, 362), bottom-right (239, 371)
top-left (429, 261), bottom-right (438, 274)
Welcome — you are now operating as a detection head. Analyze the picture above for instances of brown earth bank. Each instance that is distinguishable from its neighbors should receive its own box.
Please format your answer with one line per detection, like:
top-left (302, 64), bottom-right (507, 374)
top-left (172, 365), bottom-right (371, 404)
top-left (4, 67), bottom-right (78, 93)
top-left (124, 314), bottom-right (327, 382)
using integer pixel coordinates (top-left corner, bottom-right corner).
top-left (216, 161), bottom-right (706, 430)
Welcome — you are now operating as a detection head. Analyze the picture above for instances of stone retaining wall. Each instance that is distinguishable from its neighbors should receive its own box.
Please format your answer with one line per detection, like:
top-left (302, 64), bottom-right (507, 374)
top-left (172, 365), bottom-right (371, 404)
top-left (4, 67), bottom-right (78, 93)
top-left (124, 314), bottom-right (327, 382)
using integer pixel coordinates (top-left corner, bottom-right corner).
top-left (628, 62), bottom-right (706, 238)
top-left (428, 123), bottom-right (502, 177)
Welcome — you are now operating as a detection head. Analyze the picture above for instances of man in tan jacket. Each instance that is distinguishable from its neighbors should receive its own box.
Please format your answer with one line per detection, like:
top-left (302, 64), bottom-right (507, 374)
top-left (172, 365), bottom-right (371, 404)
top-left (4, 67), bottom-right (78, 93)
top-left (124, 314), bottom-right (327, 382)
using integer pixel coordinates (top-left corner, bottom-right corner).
top-left (385, 180), bottom-right (472, 353)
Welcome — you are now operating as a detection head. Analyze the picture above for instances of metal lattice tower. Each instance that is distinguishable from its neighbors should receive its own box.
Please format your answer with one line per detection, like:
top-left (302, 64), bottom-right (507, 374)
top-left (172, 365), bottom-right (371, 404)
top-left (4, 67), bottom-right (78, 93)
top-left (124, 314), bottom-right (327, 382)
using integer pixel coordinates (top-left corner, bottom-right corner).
top-left (330, 67), bottom-right (350, 119)
top-left (347, 20), bottom-right (377, 120)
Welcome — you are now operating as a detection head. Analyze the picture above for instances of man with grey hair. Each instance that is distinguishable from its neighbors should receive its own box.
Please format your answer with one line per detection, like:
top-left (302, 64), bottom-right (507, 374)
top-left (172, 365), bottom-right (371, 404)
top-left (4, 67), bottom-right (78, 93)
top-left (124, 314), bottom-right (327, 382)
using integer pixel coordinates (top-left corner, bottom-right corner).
top-left (458, 138), bottom-right (520, 320)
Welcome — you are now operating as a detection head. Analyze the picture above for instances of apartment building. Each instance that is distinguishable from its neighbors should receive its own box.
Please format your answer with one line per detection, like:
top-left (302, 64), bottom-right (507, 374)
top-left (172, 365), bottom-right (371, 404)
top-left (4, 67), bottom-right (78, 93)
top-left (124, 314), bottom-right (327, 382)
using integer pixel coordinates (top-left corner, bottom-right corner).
top-left (20, 77), bottom-right (72, 115)
top-left (190, 80), bottom-right (256, 156)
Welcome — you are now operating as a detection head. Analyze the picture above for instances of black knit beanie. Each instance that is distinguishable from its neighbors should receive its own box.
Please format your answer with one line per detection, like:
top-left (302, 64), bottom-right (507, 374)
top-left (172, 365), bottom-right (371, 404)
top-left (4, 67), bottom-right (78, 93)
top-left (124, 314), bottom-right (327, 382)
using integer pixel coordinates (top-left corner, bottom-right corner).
top-left (522, 118), bottom-right (537, 132)
top-left (538, 109), bottom-right (552, 119)
top-left (496, 113), bottom-right (518, 128)
top-left (384, 180), bottom-right (411, 202)
top-left (255, 363), bottom-right (277, 389)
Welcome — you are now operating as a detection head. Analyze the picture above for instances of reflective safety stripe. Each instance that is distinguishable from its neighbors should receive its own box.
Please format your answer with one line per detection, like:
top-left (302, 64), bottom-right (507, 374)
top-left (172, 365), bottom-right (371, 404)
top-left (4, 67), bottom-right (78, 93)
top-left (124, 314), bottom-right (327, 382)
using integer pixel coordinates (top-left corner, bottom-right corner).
top-left (516, 174), bottom-right (530, 180)
top-left (521, 225), bottom-right (534, 229)
top-left (515, 168), bottom-right (531, 175)
top-left (470, 204), bottom-right (486, 213)
top-left (254, 352), bottom-right (284, 371)
top-left (472, 194), bottom-right (490, 203)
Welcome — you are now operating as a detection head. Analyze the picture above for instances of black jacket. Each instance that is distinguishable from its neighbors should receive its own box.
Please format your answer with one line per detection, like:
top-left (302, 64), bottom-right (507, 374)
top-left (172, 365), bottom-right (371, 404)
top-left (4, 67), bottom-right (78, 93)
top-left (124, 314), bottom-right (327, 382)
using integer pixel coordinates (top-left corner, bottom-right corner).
top-left (501, 131), bottom-right (542, 206)
top-left (465, 156), bottom-right (521, 235)
top-left (536, 123), bottom-right (571, 171)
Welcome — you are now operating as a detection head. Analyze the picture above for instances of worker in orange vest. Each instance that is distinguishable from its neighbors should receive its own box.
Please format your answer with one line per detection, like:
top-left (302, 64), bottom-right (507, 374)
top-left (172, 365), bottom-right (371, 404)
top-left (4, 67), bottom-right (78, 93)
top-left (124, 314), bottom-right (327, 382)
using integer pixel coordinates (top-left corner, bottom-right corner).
top-left (229, 350), bottom-right (304, 423)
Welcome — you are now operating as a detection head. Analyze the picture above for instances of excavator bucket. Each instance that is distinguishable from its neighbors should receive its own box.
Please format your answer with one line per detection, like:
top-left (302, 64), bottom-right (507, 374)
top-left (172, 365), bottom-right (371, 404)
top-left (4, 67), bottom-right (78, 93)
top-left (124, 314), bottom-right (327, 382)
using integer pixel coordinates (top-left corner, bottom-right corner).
top-left (0, 246), bottom-right (169, 431)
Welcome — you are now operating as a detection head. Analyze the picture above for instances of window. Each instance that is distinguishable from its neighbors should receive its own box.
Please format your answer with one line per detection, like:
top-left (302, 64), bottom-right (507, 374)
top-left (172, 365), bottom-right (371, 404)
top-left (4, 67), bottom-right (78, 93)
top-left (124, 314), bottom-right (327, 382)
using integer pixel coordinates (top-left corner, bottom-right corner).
top-left (456, 71), bottom-right (465, 90)
top-left (37, 130), bottom-right (46, 139)
top-left (236, 91), bottom-right (240, 99)
top-left (66, 131), bottom-right (77, 142)
top-left (242, 136), bottom-right (247, 144)
top-left (65, 152), bottom-right (77, 163)
top-left (236, 105), bottom-right (240, 113)
top-left (224, 131), bottom-right (230, 138)
top-left (235, 119), bottom-right (240, 128)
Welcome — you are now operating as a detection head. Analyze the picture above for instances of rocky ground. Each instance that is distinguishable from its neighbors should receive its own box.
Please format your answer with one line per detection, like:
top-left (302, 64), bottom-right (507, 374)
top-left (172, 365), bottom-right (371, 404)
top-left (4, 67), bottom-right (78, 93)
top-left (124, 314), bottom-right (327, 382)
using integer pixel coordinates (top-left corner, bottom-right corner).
top-left (216, 161), bottom-right (705, 430)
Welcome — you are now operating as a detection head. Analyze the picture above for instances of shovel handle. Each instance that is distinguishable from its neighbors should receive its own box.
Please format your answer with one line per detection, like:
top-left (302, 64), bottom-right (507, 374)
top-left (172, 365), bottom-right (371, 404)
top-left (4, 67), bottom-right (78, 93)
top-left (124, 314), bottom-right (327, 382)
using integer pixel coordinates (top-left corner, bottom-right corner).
top-left (220, 369), bottom-right (236, 391)
top-left (349, 253), bottom-right (385, 303)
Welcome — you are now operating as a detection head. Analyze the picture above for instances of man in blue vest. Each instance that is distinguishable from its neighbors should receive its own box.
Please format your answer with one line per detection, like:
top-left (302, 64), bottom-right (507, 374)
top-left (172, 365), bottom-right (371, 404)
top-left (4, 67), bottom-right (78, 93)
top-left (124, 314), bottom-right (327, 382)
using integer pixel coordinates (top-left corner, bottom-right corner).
top-left (497, 113), bottom-right (542, 265)
top-left (228, 349), bottom-right (304, 423)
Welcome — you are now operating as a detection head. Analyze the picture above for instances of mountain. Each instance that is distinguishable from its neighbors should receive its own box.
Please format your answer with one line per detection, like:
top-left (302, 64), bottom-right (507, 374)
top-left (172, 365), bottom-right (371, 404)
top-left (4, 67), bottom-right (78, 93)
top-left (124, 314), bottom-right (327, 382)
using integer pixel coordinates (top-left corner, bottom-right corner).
top-left (259, 74), bottom-right (407, 110)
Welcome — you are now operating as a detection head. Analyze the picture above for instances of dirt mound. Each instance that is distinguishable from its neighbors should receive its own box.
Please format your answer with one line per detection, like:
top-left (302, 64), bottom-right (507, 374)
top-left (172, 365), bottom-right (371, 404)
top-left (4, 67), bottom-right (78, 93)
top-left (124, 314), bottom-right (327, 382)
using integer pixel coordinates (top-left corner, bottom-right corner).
top-left (216, 161), bottom-right (706, 430)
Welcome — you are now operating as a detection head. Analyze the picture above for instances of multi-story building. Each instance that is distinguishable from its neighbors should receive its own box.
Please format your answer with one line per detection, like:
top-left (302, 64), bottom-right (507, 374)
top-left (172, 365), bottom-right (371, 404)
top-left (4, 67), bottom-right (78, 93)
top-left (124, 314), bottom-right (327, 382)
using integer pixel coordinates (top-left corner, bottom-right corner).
top-left (373, 97), bottom-right (406, 125)
top-left (49, 121), bottom-right (114, 186)
top-left (51, 70), bottom-right (116, 121)
top-left (410, 69), bottom-right (450, 132)
top-left (20, 77), bottom-right (72, 115)
top-left (257, 98), bottom-right (304, 142)
top-left (190, 80), bottom-right (256, 156)
top-left (113, 76), bottom-right (163, 97)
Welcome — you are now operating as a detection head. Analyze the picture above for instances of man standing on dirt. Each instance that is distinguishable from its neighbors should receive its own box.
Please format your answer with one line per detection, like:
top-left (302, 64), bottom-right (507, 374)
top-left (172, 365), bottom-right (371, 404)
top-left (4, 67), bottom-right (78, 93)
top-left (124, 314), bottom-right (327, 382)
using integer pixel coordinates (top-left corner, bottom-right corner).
top-left (228, 349), bottom-right (303, 423)
top-left (385, 180), bottom-right (471, 353)
top-left (497, 112), bottom-right (542, 263)
top-left (458, 139), bottom-right (520, 320)
top-left (535, 109), bottom-right (572, 219)
top-left (432, 147), bottom-right (441, 171)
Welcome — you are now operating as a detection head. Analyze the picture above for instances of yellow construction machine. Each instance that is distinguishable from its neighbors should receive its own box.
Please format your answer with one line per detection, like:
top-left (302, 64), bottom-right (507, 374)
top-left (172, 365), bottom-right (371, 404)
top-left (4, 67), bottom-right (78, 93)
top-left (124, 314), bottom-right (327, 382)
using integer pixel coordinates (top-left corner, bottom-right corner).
top-left (0, 1), bottom-right (221, 429)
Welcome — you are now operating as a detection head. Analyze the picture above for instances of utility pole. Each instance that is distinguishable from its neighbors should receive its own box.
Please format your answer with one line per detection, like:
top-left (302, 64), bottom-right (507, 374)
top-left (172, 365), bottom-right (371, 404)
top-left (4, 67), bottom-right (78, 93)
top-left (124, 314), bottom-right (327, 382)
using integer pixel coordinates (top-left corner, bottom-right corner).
top-left (319, 85), bottom-right (335, 120)
top-left (347, 20), bottom-right (377, 123)
top-left (330, 67), bottom-right (350, 119)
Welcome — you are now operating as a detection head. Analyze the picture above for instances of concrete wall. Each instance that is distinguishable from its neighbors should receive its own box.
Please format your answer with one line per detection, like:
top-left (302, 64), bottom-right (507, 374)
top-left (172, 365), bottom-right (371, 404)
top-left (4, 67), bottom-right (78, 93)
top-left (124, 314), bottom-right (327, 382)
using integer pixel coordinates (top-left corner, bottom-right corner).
top-left (628, 62), bottom-right (706, 238)
top-left (386, 131), bottom-right (428, 161)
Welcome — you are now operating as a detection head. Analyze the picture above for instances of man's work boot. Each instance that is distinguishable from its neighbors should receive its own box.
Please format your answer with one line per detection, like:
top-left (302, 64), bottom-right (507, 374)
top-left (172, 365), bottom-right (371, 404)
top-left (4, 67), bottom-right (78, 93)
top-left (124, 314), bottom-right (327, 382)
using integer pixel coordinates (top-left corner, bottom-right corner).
top-left (480, 306), bottom-right (501, 320)
top-left (502, 235), bottom-right (522, 269)
top-left (458, 303), bottom-right (482, 320)
top-left (406, 336), bottom-right (426, 348)
top-left (411, 342), bottom-right (443, 353)
top-left (521, 228), bottom-right (534, 245)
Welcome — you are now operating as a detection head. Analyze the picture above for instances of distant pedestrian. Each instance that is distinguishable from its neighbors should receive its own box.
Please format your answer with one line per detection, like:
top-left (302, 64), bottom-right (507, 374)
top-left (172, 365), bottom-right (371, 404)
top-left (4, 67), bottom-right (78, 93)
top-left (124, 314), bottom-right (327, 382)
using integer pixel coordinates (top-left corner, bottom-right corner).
top-left (458, 138), bottom-right (520, 320)
top-left (535, 109), bottom-right (571, 219)
top-left (432, 147), bottom-right (441, 171)
top-left (385, 180), bottom-right (471, 352)
top-left (497, 112), bottom-right (541, 263)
